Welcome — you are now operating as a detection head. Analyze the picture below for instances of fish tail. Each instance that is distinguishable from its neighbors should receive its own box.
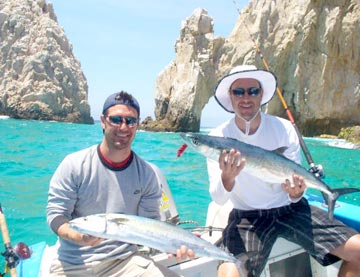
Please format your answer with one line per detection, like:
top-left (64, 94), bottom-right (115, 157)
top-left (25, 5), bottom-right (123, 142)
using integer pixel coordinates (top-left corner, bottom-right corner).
top-left (235, 260), bottom-right (248, 277)
top-left (233, 253), bottom-right (250, 277)
top-left (321, 188), bottom-right (360, 220)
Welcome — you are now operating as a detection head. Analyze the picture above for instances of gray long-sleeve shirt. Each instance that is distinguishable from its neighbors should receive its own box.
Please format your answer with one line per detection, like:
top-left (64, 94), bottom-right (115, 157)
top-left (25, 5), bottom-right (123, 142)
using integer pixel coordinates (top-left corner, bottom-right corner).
top-left (47, 145), bottom-right (162, 264)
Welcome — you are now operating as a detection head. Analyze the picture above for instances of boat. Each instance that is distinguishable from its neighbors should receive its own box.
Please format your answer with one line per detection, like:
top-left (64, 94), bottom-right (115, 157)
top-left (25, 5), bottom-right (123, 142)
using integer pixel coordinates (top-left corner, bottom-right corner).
top-left (305, 137), bottom-right (360, 150)
top-left (327, 139), bottom-right (359, 150)
top-left (11, 164), bottom-right (360, 276)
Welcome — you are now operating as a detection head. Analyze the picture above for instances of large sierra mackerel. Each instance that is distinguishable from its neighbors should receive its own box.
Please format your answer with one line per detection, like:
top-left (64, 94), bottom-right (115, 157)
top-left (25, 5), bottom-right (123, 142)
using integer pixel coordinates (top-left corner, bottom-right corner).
top-left (180, 133), bottom-right (360, 220)
top-left (70, 213), bottom-right (246, 273)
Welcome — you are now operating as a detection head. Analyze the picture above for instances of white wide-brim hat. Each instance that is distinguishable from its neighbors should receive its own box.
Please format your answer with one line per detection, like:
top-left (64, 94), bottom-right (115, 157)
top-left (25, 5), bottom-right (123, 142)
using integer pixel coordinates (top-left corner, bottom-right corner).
top-left (214, 65), bottom-right (277, 113)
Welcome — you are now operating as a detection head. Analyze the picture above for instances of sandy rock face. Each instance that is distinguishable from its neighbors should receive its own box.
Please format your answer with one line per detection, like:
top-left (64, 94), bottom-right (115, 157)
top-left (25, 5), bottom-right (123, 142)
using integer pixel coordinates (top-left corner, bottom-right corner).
top-left (0, 0), bottom-right (93, 123)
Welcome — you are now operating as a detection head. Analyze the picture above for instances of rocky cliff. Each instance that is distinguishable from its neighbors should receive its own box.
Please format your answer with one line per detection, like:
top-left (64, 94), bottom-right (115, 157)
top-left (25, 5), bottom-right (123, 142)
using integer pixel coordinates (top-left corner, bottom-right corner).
top-left (141, 8), bottom-right (221, 132)
top-left (0, 0), bottom-right (93, 124)
top-left (145, 0), bottom-right (359, 135)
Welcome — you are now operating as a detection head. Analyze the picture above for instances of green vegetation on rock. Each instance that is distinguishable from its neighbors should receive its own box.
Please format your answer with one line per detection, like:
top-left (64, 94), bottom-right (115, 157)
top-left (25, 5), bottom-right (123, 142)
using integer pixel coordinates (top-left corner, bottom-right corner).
top-left (338, 126), bottom-right (360, 144)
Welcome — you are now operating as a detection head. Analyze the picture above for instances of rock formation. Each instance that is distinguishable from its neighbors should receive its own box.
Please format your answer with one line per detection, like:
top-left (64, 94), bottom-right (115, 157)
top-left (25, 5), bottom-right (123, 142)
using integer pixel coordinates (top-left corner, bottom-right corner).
top-left (142, 8), bottom-right (222, 132)
top-left (0, 0), bottom-right (93, 124)
top-left (146, 0), bottom-right (359, 135)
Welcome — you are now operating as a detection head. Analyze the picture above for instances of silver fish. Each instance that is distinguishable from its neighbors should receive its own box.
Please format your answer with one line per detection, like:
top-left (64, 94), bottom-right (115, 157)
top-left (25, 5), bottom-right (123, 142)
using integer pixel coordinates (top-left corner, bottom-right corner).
top-left (70, 213), bottom-right (240, 265)
top-left (180, 133), bottom-right (360, 220)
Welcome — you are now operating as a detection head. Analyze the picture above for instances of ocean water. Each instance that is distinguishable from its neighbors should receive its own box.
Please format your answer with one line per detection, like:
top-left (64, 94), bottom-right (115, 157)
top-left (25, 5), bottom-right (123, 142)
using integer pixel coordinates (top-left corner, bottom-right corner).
top-left (0, 118), bottom-right (359, 255)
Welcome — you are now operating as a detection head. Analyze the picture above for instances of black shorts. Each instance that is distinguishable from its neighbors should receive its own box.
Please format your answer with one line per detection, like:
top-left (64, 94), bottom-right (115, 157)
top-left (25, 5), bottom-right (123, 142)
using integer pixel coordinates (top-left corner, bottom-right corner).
top-left (222, 198), bottom-right (358, 277)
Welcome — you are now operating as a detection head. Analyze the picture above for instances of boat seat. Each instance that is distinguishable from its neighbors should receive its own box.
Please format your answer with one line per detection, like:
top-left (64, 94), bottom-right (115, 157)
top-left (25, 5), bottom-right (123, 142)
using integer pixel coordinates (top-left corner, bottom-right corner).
top-left (39, 244), bottom-right (57, 276)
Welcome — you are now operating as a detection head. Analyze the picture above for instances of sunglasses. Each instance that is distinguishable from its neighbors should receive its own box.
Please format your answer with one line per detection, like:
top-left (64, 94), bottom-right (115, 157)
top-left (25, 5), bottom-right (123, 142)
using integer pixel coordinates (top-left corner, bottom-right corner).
top-left (231, 87), bottom-right (262, 97)
top-left (108, 115), bottom-right (139, 127)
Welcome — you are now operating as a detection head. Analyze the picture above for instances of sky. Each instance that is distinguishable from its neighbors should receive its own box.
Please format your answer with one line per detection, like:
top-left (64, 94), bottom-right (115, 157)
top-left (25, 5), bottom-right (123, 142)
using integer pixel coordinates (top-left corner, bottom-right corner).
top-left (49, 0), bottom-right (248, 127)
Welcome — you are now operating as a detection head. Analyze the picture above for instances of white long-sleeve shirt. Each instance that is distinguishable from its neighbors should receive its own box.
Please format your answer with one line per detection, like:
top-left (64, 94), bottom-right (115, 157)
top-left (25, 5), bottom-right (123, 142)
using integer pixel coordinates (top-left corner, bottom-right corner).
top-left (208, 113), bottom-right (302, 210)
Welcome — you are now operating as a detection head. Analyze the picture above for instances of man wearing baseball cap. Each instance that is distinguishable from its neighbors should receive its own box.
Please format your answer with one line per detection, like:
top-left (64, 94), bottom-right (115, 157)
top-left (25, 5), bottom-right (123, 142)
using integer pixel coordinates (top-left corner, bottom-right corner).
top-left (208, 65), bottom-right (360, 276)
top-left (47, 91), bottom-right (194, 276)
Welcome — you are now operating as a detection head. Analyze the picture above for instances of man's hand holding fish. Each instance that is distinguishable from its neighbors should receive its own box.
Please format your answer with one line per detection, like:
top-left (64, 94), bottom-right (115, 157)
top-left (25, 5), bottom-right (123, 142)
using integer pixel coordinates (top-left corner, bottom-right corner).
top-left (219, 149), bottom-right (246, 192)
top-left (282, 174), bottom-right (307, 200)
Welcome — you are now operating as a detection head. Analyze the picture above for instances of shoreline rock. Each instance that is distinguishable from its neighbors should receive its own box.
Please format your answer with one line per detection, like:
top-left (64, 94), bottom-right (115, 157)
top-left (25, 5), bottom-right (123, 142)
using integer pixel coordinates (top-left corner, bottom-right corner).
top-left (0, 0), bottom-right (93, 124)
top-left (338, 126), bottom-right (360, 144)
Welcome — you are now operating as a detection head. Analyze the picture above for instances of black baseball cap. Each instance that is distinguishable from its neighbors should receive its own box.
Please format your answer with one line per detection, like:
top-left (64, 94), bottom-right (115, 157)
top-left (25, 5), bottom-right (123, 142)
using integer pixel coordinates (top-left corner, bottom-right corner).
top-left (102, 91), bottom-right (140, 116)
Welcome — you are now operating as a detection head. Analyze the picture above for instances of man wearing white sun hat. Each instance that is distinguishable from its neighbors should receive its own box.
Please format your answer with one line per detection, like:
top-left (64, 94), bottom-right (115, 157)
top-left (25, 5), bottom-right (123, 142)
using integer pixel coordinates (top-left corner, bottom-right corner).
top-left (207, 65), bottom-right (360, 277)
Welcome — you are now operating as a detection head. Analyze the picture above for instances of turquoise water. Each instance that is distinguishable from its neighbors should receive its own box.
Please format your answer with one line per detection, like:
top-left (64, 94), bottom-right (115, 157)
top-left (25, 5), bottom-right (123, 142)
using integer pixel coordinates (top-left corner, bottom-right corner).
top-left (0, 119), bottom-right (359, 254)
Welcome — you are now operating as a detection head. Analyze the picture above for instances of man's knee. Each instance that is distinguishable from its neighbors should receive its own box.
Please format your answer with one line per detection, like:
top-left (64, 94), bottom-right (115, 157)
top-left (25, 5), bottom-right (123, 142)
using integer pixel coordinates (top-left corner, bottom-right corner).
top-left (332, 234), bottom-right (360, 263)
top-left (218, 262), bottom-right (240, 277)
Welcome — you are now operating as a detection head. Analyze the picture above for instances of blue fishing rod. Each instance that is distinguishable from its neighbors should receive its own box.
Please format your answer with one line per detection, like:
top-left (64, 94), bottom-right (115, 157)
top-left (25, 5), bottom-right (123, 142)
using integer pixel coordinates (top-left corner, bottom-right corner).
top-left (231, 0), bottom-right (324, 178)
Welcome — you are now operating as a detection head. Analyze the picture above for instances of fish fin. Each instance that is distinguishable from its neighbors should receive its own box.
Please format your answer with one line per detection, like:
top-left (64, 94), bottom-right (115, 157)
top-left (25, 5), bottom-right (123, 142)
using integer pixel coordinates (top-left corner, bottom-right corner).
top-left (322, 188), bottom-right (360, 220)
top-left (234, 259), bottom-right (248, 277)
top-left (271, 146), bottom-right (288, 156)
top-left (321, 192), bottom-right (336, 221)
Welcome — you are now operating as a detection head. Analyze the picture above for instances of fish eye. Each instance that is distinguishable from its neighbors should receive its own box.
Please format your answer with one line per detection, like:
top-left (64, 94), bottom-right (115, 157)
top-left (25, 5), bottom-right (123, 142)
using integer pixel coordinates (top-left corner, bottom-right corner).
top-left (192, 138), bottom-right (200, 146)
